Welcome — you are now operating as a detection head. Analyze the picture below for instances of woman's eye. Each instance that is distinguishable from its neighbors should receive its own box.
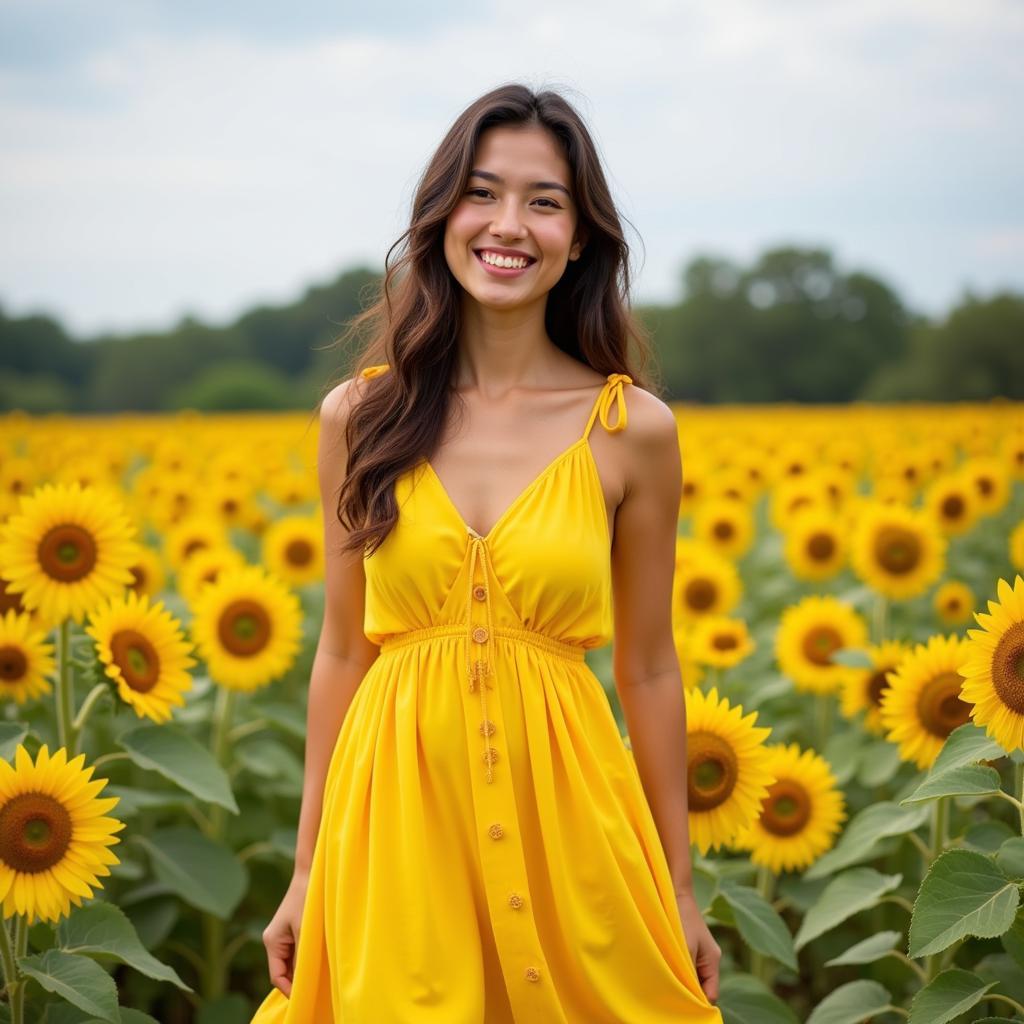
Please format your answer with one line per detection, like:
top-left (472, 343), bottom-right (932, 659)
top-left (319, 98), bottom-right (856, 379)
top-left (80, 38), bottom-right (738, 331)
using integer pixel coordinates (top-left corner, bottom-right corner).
top-left (465, 188), bottom-right (559, 208)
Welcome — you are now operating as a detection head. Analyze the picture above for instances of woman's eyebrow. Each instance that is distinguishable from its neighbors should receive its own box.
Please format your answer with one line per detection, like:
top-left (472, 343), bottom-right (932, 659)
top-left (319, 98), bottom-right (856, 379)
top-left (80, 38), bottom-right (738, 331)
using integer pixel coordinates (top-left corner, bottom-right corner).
top-left (468, 169), bottom-right (572, 198)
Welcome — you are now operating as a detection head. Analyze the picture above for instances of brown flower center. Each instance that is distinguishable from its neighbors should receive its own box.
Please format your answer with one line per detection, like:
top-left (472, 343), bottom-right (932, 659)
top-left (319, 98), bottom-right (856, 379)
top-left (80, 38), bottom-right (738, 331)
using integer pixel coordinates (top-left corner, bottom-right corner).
top-left (760, 778), bottom-right (812, 837)
top-left (684, 578), bottom-right (717, 612)
top-left (37, 524), bottom-right (97, 583)
top-left (712, 521), bottom-right (734, 541)
top-left (807, 533), bottom-right (836, 561)
top-left (218, 599), bottom-right (271, 657)
top-left (991, 620), bottom-right (1024, 714)
top-left (285, 539), bottom-right (313, 566)
top-left (687, 731), bottom-right (738, 812)
top-left (977, 476), bottom-right (993, 497)
top-left (867, 667), bottom-right (894, 707)
top-left (712, 634), bottom-right (738, 651)
top-left (0, 580), bottom-right (24, 615)
top-left (873, 525), bottom-right (921, 575)
top-left (0, 792), bottom-right (73, 873)
top-left (184, 539), bottom-right (208, 559)
top-left (802, 625), bottom-right (842, 667)
top-left (940, 495), bottom-right (965, 521)
top-left (0, 646), bottom-right (28, 684)
top-left (917, 670), bottom-right (972, 738)
top-left (109, 629), bottom-right (161, 693)
top-left (129, 566), bottom-right (147, 592)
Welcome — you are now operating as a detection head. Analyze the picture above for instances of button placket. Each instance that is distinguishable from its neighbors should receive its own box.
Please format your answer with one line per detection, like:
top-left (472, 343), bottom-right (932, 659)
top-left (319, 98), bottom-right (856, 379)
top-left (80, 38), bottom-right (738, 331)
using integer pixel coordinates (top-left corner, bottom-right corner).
top-left (465, 535), bottom-right (498, 784)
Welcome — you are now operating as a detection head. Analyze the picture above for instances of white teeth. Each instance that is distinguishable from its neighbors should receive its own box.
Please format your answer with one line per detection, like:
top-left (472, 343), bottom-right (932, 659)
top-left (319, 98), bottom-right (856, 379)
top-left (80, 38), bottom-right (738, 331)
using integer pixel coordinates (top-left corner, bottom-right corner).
top-left (479, 251), bottom-right (530, 269)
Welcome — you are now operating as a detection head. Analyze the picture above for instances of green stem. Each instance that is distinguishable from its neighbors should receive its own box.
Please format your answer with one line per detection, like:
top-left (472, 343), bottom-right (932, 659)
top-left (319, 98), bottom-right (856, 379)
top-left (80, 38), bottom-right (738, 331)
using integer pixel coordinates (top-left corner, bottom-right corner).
top-left (200, 686), bottom-right (237, 1002)
top-left (1015, 761), bottom-right (1024, 834)
top-left (815, 692), bottom-right (834, 752)
top-left (873, 593), bottom-right (888, 644)
top-left (90, 751), bottom-right (133, 772)
top-left (0, 918), bottom-right (19, 1015)
top-left (10, 915), bottom-right (27, 1024)
top-left (987, 991), bottom-right (1024, 1016)
top-left (69, 683), bottom-right (109, 749)
top-left (889, 949), bottom-right (928, 982)
top-left (55, 620), bottom-right (77, 755)
top-left (749, 865), bottom-right (775, 986)
top-left (925, 797), bottom-right (948, 981)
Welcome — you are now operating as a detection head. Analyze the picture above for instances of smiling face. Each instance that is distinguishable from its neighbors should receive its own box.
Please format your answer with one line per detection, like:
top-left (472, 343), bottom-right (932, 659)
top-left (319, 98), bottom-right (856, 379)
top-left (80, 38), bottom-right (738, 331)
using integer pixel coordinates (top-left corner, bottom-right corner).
top-left (443, 123), bottom-right (584, 310)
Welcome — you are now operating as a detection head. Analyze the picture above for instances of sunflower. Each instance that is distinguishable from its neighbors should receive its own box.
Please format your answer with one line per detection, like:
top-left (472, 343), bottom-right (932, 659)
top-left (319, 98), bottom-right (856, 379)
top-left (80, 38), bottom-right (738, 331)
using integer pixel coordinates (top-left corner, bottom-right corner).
top-left (1009, 521), bottom-right (1024, 572)
top-left (125, 543), bottom-right (167, 599)
top-left (673, 624), bottom-right (706, 690)
top-left (85, 591), bottom-right (197, 723)
top-left (923, 473), bottom-right (979, 537)
top-left (0, 482), bottom-right (138, 626)
top-left (176, 545), bottom-right (247, 607)
top-left (265, 467), bottom-right (318, 509)
top-left (678, 455), bottom-right (710, 515)
top-left (672, 551), bottom-right (742, 627)
top-left (685, 686), bottom-right (775, 855)
top-left (839, 640), bottom-right (911, 735)
top-left (199, 478), bottom-right (256, 531)
top-left (962, 455), bottom-right (1012, 517)
top-left (190, 564), bottom-right (303, 692)
top-left (783, 508), bottom-right (847, 581)
top-left (1000, 431), bottom-right (1024, 480)
top-left (933, 580), bottom-right (975, 626)
top-left (163, 516), bottom-right (229, 572)
top-left (261, 514), bottom-right (324, 588)
top-left (957, 574), bottom-right (1024, 753)
top-left (0, 610), bottom-right (55, 706)
top-left (880, 633), bottom-right (973, 769)
top-left (768, 477), bottom-right (831, 533)
top-left (687, 615), bottom-right (755, 669)
top-left (731, 743), bottom-right (846, 874)
top-left (0, 744), bottom-right (125, 924)
top-left (849, 500), bottom-right (947, 600)
top-left (691, 498), bottom-right (754, 561)
top-left (776, 595), bottom-right (869, 694)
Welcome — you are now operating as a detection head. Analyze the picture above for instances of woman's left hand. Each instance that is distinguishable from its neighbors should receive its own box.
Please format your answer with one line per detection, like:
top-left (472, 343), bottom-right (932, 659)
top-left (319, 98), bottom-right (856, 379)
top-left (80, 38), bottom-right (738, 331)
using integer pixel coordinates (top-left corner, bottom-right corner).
top-left (675, 888), bottom-right (721, 1003)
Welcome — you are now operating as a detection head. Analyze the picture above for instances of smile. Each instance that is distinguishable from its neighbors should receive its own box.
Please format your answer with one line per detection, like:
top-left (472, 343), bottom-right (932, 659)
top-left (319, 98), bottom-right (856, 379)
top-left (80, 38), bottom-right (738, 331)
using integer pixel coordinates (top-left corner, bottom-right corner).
top-left (473, 249), bottom-right (536, 277)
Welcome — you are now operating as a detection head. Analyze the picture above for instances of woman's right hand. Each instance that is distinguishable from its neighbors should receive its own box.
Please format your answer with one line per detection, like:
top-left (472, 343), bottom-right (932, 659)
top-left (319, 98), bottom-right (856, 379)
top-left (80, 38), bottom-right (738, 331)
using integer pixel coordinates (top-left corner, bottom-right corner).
top-left (262, 871), bottom-right (310, 997)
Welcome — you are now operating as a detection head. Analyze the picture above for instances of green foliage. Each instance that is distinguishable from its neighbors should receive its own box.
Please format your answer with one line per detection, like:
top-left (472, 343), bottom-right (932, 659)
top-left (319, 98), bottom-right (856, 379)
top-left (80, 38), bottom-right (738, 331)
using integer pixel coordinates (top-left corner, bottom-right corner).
top-left (718, 973), bottom-right (800, 1024)
top-left (907, 969), bottom-right (997, 1024)
top-left (711, 882), bottom-right (798, 970)
top-left (804, 980), bottom-right (893, 1024)
top-left (795, 868), bottom-right (902, 950)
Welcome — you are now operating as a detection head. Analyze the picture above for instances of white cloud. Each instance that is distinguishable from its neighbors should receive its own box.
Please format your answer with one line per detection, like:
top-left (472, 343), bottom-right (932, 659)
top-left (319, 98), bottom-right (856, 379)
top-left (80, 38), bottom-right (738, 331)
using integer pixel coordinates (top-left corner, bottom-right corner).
top-left (0, 0), bottom-right (1021, 335)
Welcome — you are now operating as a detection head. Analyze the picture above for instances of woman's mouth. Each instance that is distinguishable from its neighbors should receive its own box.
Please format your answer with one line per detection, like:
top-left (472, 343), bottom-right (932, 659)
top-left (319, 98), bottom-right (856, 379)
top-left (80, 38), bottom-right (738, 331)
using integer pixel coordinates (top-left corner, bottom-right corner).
top-left (473, 249), bottom-right (537, 277)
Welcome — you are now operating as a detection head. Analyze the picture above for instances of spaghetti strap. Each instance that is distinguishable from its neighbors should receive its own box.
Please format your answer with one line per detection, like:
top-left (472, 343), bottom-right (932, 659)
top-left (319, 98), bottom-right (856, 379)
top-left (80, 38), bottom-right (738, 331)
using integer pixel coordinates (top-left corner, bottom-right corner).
top-left (359, 363), bottom-right (391, 379)
top-left (582, 372), bottom-right (633, 441)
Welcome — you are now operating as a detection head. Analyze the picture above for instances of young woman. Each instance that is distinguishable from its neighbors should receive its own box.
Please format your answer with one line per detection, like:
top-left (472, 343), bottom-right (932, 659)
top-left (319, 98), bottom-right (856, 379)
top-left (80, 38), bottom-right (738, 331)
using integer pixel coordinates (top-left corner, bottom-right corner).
top-left (251, 82), bottom-right (723, 1023)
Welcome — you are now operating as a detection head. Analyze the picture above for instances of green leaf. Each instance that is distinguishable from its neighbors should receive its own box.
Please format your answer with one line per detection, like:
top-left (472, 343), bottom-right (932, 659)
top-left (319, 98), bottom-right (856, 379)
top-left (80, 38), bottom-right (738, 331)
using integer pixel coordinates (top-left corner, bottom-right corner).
top-left (805, 979), bottom-right (892, 1024)
top-left (134, 827), bottom-right (247, 919)
top-left (795, 868), bottom-right (902, 951)
top-left (804, 803), bottom-right (927, 879)
top-left (101, 786), bottom-right (192, 818)
top-left (824, 930), bottom-right (902, 967)
top-left (909, 849), bottom-right (1020, 958)
top-left (117, 724), bottom-right (238, 813)
top-left (247, 700), bottom-right (307, 740)
top-left (18, 949), bottom-right (120, 1023)
top-left (0, 722), bottom-right (29, 762)
top-left (856, 740), bottom-right (901, 788)
top-left (712, 882), bottom-right (797, 970)
top-left (823, 729), bottom-right (864, 787)
top-left (930, 722), bottom-right (1006, 776)
top-left (44, 1008), bottom-right (158, 1024)
top-left (996, 837), bottom-right (1024, 879)
top-left (964, 820), bottom-right (1017, 853)
top-left (830, 648), bottom-right (874, 668)
top-left (901, 763), bottom-right (1002, 804)
top-left (57, 901), bottom-right (191, 992)
top-left (1003, 913), bottom-right (1024, 967)
top-left (717, 973), bottom-right (799, 1024)
top-left (908, 968), bottom-right (997, 1024)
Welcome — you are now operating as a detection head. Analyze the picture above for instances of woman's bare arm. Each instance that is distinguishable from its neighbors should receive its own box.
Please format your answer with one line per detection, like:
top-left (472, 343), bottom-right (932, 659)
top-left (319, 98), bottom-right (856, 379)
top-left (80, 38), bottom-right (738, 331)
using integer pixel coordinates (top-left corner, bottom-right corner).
top-left (292, 377), bottom-right (382, 877)
top-left (608, 389), bottom-right (696, 893)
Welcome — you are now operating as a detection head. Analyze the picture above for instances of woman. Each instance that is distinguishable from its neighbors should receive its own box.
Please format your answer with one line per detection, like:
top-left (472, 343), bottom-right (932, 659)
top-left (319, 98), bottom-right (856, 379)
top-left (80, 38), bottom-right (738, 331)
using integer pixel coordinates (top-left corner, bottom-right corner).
top-left (252, 82), bottom-right (723, 1022)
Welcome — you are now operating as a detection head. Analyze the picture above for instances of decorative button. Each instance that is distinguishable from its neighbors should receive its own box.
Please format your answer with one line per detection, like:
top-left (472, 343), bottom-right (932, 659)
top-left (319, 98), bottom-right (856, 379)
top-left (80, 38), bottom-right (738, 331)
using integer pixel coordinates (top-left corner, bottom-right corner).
top-left (479, 719), bottom-right (496, 736)
top-left (482, 747), bottom-right (499, 767)
top-left (472, 626), bottom-right (489, 643)
top-left (524, 967), bottom-right (541, 983)
top-left (473, 585), bottom-right (487, 601)
top-left (508, 892), bottom-right (524, 910)
top-left (488, 823), bottom-right (504, 840)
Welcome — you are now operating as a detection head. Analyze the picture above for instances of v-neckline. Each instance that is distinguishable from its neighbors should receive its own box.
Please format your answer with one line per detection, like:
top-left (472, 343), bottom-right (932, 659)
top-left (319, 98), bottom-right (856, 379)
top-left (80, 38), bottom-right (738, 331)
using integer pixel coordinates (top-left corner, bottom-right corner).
top-left (422, 436), bottom-right (592, 543)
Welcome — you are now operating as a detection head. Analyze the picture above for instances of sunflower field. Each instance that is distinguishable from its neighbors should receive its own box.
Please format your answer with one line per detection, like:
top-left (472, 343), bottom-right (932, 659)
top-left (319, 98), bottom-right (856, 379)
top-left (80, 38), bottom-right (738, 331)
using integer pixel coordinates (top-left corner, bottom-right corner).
top-left (0, 401), bottom-right (1022, 1023)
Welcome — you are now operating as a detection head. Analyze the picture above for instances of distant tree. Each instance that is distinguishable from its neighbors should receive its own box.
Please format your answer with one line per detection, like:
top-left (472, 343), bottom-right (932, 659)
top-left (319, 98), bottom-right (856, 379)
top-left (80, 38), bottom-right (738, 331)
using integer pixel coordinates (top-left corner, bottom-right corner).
top-left (165, 359), bottom-right (302, 410)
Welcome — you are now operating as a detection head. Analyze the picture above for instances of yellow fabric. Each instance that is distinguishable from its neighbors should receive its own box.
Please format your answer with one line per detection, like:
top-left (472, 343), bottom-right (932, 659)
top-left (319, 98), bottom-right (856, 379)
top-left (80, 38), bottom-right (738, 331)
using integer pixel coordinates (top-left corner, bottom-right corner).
top-left (251, 365), bottom-right (722, 1023)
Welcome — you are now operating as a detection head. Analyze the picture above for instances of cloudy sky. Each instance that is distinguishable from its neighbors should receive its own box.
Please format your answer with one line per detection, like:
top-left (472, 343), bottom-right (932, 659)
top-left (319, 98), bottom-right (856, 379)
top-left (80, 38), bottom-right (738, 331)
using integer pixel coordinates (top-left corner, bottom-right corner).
top-left (1, 0), bottom-right (1021, 338)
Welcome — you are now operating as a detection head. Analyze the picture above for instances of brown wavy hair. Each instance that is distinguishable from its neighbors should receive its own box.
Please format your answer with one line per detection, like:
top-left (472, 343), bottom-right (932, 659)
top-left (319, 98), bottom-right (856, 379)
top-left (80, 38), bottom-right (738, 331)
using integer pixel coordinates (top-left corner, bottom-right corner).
top-left (319, 81), bottom-right (656, 557)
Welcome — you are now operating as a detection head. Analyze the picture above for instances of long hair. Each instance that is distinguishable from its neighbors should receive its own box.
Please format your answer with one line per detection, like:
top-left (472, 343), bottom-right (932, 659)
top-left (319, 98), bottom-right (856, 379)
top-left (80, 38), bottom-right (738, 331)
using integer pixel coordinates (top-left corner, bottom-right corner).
top-left (321, 82), bottom-right (655, 557)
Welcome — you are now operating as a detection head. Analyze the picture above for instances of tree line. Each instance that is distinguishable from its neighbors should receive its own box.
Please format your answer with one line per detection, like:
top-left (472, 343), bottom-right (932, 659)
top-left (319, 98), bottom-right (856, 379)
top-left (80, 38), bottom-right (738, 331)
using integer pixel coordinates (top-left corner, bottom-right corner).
top-left (1, 246), bottom-right (1021, 412)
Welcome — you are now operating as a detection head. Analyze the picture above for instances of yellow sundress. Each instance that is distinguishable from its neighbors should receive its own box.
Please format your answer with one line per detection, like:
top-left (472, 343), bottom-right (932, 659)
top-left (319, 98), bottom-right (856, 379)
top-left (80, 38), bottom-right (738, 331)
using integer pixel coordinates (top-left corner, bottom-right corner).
top-left (250, 366), bottom-right (722, 1023)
